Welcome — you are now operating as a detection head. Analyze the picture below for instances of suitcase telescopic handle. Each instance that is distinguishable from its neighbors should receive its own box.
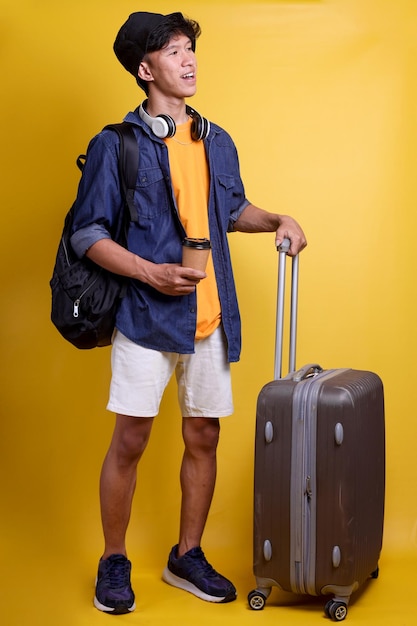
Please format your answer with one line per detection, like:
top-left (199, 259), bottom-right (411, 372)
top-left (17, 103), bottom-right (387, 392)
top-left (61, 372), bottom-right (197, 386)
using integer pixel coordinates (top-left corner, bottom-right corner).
top-left (274, 238), bottom-right (299, 380)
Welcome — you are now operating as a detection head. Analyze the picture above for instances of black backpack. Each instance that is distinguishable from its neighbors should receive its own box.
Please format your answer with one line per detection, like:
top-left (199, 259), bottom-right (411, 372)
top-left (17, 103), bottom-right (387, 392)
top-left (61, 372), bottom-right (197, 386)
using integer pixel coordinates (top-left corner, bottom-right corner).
top-left (50, 122), bottom-right (138, 349)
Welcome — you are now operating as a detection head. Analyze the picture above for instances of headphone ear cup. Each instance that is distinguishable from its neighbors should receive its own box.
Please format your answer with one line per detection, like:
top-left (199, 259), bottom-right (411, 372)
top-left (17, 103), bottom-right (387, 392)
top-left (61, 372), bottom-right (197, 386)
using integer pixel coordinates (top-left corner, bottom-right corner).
top-left (152, 114), bottom-right (176, 139)
top-left (200, 116), bottom-right (210, 140)
top-left (190, 115), bottom-right (210, 141)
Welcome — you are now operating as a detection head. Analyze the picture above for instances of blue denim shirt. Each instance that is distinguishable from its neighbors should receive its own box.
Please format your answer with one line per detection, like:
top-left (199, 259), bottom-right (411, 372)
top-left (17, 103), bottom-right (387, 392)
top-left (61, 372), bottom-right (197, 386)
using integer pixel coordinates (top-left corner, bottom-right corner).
top-left (70, 108), bottom-right (250, 362)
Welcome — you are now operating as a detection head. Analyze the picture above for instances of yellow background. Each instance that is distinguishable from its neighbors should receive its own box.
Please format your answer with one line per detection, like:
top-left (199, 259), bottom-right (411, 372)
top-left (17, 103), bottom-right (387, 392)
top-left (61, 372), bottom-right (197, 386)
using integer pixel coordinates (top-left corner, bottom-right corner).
top-left (1, 0), bottom-right (416, 624)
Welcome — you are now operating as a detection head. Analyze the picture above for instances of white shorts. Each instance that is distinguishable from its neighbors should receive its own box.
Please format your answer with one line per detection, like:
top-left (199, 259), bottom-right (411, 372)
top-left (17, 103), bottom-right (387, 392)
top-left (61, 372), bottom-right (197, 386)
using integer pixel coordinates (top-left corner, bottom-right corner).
top-left (107, 326), bottom-right (233, 418)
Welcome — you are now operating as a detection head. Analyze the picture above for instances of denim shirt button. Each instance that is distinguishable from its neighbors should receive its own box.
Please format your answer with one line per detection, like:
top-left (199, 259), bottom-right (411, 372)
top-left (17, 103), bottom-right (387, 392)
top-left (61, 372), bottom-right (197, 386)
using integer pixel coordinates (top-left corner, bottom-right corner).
top-left (190, 308), bottom-right (195, 313)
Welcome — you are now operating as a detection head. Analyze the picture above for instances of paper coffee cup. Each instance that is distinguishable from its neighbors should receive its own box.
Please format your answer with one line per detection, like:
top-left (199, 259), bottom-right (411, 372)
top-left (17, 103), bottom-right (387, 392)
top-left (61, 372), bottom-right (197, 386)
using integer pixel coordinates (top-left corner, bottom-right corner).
top-left (182, 237), bottom-right (211, 272)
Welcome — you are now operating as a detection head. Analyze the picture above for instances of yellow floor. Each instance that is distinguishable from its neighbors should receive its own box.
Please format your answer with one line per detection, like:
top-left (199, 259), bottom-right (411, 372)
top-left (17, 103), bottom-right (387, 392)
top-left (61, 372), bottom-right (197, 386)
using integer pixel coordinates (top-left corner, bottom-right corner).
top-left (5, 547), bottom-right (415, 625)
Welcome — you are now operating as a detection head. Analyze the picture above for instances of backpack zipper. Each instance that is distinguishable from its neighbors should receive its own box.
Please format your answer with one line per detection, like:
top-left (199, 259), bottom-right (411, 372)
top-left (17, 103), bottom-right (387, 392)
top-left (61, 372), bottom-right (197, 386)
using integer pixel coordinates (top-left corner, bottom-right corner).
top-left (73, 271), bottom-right (102, 318)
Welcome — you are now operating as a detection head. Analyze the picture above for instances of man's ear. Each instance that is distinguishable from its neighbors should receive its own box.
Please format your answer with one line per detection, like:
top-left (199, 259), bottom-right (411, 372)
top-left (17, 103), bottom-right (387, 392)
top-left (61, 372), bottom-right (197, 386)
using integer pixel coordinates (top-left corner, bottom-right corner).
top-left (138, 61), bottom-right (154, 85)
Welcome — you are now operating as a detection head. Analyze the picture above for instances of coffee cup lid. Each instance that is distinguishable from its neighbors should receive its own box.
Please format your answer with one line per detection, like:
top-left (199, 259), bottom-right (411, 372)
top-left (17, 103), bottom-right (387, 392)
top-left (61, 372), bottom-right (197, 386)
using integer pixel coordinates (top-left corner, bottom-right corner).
top-left (182, 237), bottom-right (211, 249)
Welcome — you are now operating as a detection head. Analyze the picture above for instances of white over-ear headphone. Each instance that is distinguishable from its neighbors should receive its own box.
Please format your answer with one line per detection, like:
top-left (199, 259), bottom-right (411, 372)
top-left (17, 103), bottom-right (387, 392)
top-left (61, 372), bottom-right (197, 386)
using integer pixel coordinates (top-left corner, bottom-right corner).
top-left (138, 100), bottom-right (210, 141)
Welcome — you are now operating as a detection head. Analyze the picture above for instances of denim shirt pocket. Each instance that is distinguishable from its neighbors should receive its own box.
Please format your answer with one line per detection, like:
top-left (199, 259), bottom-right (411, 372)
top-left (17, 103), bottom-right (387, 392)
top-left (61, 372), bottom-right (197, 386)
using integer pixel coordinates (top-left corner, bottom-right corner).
top-left (135, 167), bottom-right (171, 219)
top-left (217, 173), bottom-right (235, 191)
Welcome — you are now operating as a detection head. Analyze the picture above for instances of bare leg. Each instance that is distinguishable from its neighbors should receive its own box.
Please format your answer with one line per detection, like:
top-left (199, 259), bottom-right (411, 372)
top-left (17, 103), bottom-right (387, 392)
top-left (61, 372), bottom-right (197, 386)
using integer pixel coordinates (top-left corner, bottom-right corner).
top-left (100, 413), bottom-right (154, 558)
top-left (178, 417), bottom-right (220, 557)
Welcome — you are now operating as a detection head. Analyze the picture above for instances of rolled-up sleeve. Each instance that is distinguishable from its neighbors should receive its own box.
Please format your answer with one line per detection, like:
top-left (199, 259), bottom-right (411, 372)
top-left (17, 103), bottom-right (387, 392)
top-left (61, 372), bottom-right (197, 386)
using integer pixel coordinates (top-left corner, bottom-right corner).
top-left (70, 223), bottom-right (112, 258)
top-left (228, 198), bottom-right (251, 231)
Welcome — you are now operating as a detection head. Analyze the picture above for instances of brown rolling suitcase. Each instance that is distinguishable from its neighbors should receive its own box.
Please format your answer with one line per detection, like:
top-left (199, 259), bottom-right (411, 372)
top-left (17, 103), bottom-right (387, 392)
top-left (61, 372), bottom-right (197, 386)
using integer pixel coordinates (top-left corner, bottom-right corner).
top-left (248, 240), bottom-right (385, 622)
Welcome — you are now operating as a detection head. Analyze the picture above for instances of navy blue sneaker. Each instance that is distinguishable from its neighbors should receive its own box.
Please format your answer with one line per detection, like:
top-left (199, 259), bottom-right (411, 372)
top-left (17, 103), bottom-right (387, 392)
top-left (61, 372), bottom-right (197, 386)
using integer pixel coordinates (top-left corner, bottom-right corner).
top-left (162, 545), bottom-right (237, 603)
top-left (94, 554), bottom-right (136, 614)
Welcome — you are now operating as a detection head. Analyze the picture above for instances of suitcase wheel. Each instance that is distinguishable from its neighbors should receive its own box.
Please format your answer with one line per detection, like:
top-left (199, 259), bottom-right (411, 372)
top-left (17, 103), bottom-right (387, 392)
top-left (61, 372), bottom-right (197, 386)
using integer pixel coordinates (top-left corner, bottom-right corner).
top-left (325, 600), bottom-right (348, 622)
top-left (248, 589), bottom-right (267, 611)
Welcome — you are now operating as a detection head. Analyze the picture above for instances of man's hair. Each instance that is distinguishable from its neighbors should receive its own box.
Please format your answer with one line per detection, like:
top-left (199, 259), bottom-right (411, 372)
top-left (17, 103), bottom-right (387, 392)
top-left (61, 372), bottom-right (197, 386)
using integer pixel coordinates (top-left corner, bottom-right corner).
top-left (146, 14), bottom-right (201, 55)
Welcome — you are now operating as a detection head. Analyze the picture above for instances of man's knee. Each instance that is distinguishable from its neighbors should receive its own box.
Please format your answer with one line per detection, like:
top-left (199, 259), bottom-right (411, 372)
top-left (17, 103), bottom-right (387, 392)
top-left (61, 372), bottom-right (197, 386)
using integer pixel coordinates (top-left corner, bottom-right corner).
top-left (111, 414), bottom-right (154, 463)
top-left (182, 417), bottom-right (220, 454)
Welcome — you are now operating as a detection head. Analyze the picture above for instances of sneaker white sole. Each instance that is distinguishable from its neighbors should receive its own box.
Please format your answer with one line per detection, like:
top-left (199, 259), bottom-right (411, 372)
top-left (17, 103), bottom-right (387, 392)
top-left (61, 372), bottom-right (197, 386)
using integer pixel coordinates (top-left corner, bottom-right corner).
top-left (94, 595), bottom-right (136, 613)
top-left (162, 567), bottom-right (236, 603)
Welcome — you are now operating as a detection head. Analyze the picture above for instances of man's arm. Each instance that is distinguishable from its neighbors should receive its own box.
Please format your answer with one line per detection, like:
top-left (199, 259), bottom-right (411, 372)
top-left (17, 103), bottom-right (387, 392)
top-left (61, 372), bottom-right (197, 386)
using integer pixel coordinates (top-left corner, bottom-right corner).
top-left (234, 203), bottom-right (307, 256)
top-left (85, 238), bottom-right (205, 296)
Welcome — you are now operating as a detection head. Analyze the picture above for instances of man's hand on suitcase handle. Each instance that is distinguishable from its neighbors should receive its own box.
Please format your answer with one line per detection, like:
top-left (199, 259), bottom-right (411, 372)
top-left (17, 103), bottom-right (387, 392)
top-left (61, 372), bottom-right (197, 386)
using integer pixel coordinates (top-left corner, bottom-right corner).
top-left (275, 214), bottom-right (307, 257)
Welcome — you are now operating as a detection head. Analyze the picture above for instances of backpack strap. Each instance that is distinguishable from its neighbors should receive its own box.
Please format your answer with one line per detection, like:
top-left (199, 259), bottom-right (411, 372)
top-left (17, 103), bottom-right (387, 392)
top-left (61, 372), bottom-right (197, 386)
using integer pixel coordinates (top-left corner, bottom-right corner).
top-left (103, 122), bottom-right (139, 224)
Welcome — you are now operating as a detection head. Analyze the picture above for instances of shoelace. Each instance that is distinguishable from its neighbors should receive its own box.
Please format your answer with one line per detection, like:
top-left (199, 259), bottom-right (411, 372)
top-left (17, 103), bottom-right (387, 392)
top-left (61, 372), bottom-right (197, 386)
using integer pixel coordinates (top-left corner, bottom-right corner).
top-left (104, 556), bottom-right (130, 589)
top-left (189, 549), bottom-right (219, 579)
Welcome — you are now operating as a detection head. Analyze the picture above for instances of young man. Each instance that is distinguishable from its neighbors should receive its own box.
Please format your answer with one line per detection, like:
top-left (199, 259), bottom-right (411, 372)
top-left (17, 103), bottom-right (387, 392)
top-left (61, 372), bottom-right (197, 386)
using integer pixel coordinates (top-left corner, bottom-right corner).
top-left (70, 11), bottom-right (307, 615)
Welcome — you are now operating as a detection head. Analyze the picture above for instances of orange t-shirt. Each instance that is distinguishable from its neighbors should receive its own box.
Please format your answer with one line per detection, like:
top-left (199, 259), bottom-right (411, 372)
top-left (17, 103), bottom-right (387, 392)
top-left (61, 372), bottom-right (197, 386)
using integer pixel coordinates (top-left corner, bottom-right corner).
top-left (164, 120), bottom-right (221, 339)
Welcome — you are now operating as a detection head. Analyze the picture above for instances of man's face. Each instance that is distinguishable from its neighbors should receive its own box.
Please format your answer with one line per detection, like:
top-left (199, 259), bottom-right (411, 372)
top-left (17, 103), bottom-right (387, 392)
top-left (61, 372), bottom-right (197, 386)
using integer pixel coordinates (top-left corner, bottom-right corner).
top-left (139, 34), bottom-right (197, 99)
